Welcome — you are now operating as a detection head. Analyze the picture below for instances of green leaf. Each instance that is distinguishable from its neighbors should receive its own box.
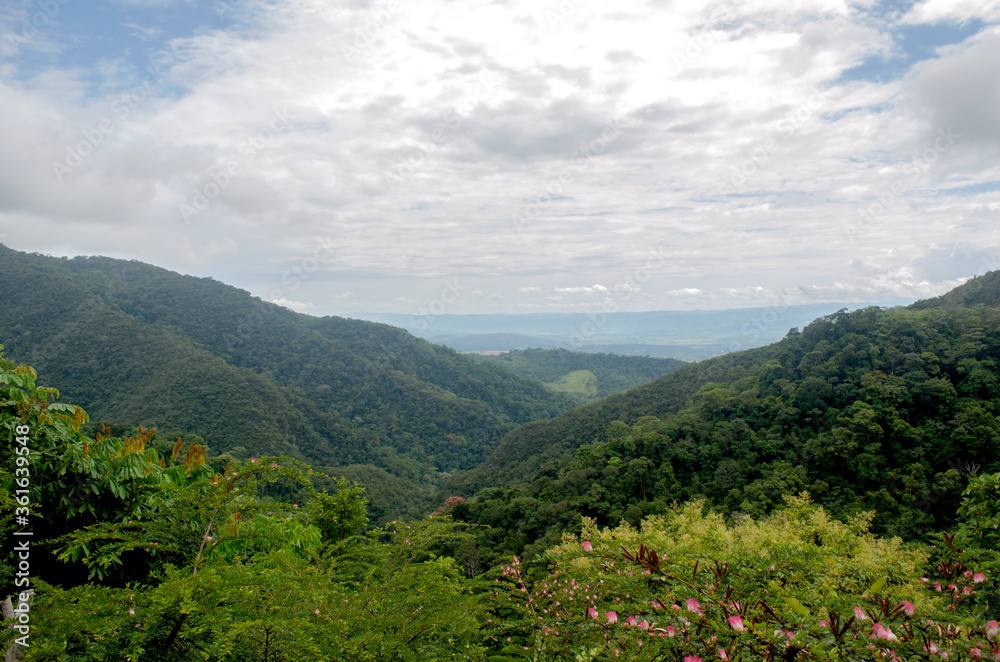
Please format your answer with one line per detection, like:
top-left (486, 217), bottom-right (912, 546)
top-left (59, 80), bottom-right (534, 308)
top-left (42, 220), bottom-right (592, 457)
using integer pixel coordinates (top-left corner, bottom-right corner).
top-left (783, 596), bottom-right (811, 617)
top-left (867, 575), bottom-right (887, 596)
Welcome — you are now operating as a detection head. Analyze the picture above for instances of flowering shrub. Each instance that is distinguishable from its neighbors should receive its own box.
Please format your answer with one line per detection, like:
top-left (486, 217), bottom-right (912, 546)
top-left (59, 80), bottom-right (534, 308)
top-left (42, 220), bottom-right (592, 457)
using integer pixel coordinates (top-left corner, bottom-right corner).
top-left (493, 495), bottom-right (998, 660)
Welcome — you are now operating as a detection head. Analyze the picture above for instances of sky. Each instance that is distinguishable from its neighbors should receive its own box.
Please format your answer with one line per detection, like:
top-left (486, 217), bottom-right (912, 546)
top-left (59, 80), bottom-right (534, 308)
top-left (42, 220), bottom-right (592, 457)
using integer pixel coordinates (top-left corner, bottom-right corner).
top-left (1, 0), bottom-right (999, 318)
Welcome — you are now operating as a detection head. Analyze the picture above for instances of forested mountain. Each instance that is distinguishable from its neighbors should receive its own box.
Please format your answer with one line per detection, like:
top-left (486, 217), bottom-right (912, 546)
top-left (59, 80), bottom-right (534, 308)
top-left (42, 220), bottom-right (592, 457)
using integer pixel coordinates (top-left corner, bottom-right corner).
top-left (473, 348), bottom-right (685, 401)
top-left (446, 273), bottom-right (1000, 563)
top-left (0, 244), bottom-right (576, 518)
top-left (3, 355), bottom-right (997, 661)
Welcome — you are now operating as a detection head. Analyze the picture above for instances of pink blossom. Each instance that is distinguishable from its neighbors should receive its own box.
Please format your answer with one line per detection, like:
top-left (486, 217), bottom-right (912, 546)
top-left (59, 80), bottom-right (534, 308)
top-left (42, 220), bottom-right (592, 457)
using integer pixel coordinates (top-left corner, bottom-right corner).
top-left (934, 582), bottom-right (943, 592)
top-left (686, 598), bottom-right (703, 615)
top-left (128, 609), bottom-right (134, 616)
top-left (718, 648), bottom-right (729, 661)
top-left (250, 457), bottom-right (257, 463)
top-left (581, 540), bottom-right (594, 552)
top-left (606, 611), bottom-right (618, 624)
top-left (969, 648), bottom-right (982, 659)
top-left (271, 463), bottom-right (277, 468)
top-left (667, 626), bottom-right (675, 637)
top-left (974, 573), bottom-right (987, 584)
top-left (627, 617), bottom-right (637, 626)
top-left (314, 609), bottom-right (320, 615)
top-left (871, 623), bottom-right (898, 641)
top-left (727, 615), bottom-right (745, 632)
top-left (588, 607), bottom-right (599, 620)
top-left (638, 620), bottom-right (649, 631)
top-left (683, 657), bottom-right (702, 662)
top-left (900, 601), bottom-right (915, 616)
top-left (853, 606), bottom-right (868, 621)
top-left (986, 620), bottom-right (999, 640)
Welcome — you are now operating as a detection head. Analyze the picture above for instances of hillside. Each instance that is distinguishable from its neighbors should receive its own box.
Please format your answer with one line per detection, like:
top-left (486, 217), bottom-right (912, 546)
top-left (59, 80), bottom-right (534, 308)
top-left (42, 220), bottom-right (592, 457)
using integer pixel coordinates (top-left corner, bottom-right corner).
top-left (473, 348), bottom-right (685, 401)
top-left (446, 277), bottom-right (1000, 562)
top-left (0, 244), bottom-right (577, 518)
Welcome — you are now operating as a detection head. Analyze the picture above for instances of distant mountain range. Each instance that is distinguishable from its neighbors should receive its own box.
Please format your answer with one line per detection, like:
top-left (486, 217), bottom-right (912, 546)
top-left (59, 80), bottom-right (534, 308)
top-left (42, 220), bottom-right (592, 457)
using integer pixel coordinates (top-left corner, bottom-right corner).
top-left (353, 304), bottom-right (911, 361)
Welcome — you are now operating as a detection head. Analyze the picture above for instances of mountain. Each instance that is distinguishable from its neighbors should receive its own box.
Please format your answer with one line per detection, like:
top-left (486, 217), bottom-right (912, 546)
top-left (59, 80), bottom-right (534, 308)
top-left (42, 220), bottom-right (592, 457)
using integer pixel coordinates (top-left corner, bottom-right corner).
top-left (355, 304), bottom-right (909, 361)
top-left (472, 348), bottom-right (685, 401)
top-left (0, 244), bottom-right (577, 518)
top-left (445, 275), bottom-right (1000, 561)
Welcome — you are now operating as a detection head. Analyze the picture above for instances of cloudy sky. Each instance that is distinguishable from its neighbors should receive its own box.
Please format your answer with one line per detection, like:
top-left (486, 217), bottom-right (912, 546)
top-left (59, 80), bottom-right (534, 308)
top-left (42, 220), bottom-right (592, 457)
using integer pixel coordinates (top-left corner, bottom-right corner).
top-left (1, 0), bottom-right (999, 316)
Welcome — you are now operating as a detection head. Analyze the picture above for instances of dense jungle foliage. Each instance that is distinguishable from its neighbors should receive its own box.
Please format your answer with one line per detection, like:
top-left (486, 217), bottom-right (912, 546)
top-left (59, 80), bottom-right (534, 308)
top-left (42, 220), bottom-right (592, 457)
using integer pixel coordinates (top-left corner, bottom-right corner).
top-left (447, 274), bottom-right (1000, 567)
top-left (2, 352), bottom-right (999, 661)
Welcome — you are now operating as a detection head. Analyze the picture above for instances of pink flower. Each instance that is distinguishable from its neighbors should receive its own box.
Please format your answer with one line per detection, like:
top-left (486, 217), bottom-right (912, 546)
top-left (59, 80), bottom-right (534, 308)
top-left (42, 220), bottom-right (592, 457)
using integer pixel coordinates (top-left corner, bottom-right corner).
top-left (974, 573), bottom-right (987, 584)
top-left (718, 648), bottom-right (729, 661)
top-left (853, 606), bottom-right (868, 621)
top-left (667, 626), bottom-right (675, 637)
top-left (588, 607), bottom-right (599, 620)
top-left (871, 623), bottom-right (898, 641)
top-left (900, 601), bottom-right (915, 616)
top-left (250, 457), bottom-right (257, 463)
top-left (686, 598), bottom-right (703, 615)
top-left (626, 617), bottom-right (637, 626)
top-left (969, 648), bottom-right (982, 659)
top-left (727, 615), bottom-right (745, 632)
top-left (271, 463), bottom-right (278, 468)
top-left (314, 609), bottom-right (320, 615)
top-left (934, 582), bottom-right (943, 592)
top-left (581, 540), bottom-right (593, 552)
top-left (638, 620), bottom-right (649, 631)
top-left (606, 611), bottom-right (618, 624)
top-left (128, 609), bottom-right (134, 616)
top-left (684, 657), bottom-right (702, 662)
top-left (986, 620), bottom-right (999, 640)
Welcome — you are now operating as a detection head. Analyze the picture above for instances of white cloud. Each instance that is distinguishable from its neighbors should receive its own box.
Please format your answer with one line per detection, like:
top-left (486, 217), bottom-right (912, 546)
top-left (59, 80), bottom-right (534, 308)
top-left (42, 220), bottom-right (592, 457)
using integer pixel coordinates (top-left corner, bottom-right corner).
top-left (554, 284), bottom-right (608, 295)
top-left (904, 0), bottom-right (1000, 25)
top-left (271, 297), bottom-right (315, 311)
top-left (0, 0), bottom-right (997, 315)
